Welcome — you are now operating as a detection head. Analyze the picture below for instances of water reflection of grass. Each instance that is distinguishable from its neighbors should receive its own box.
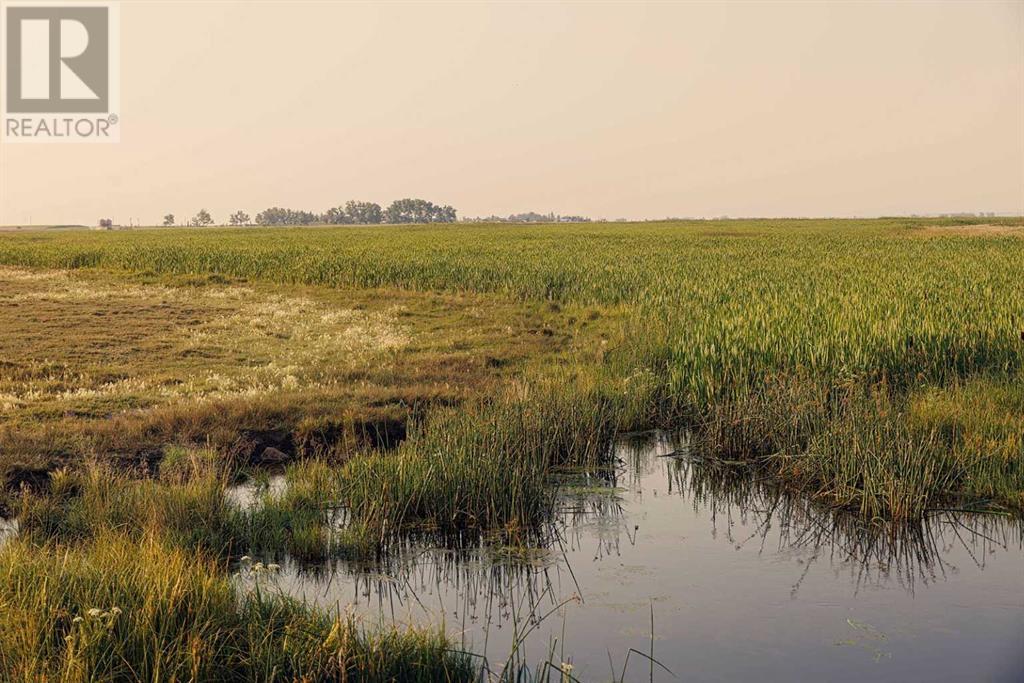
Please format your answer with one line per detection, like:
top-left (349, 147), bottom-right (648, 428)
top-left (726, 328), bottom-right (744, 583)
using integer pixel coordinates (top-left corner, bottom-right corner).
top-left (670, 450), bottom-right (1023, 594)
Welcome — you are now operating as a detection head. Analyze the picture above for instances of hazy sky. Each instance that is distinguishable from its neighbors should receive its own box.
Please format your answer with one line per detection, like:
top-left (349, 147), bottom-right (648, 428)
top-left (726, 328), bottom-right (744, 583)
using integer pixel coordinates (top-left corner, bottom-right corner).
top-left (1, 0), bottom-right (1021, 225)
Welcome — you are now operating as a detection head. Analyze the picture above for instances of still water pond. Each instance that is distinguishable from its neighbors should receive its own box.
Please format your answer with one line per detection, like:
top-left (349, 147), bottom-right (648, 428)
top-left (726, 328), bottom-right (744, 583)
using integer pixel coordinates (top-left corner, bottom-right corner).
top-left (238, 432), bottom-right (1023, 681)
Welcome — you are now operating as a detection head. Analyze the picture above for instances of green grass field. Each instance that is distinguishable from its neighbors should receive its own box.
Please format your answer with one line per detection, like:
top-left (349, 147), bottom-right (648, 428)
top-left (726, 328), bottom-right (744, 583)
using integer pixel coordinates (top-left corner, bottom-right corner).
top-left (1, 217), bottom-right (1022, 679)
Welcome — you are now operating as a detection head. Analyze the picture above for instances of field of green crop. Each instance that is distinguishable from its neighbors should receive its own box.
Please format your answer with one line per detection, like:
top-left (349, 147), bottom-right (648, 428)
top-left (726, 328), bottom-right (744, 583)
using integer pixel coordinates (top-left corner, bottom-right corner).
top-left (1, 218), bottom-right (1022, 679)
top-left (0, 218), bottom-right (1018, 302)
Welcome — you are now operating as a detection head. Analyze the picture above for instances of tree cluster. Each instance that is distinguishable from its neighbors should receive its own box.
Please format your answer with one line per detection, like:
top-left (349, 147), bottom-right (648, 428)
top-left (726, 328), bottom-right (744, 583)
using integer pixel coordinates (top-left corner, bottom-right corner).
top-left (167, 199), bottom-right (458, 227)
top-left (322, 201), bottom-right (384, 225)
top-left (383, 198), bottom-right (457, 224)
top-left (253, 207), bottom-right (319, 226)
top-left (190, 209), bottom-right (213, 227)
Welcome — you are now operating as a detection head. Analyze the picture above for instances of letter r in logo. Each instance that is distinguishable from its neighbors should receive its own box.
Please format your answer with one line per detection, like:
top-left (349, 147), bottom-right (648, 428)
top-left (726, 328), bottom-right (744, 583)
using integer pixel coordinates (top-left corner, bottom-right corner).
top-left (5, 7), bottom-right (109, 113)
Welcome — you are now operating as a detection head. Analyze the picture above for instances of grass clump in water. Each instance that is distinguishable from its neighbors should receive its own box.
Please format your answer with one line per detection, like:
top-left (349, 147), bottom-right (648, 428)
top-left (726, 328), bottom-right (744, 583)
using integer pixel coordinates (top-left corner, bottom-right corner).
top-left (342, 372), bottom-right (618, 538)
top-left (15, 453), bottom-right (374, 563)
top-left (236, 460), bottom-right (374, 562)
top-left (714, 379), bottom-right (1024, 520)
top-left (15, 454), bottom-right (238, 554)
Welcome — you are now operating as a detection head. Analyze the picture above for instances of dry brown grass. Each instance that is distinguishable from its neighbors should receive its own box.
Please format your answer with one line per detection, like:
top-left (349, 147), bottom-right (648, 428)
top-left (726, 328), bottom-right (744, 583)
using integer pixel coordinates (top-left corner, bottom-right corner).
top-left (0, 266), bottom-right (616, 483)
top-left (913, 223), bottom-right (1024, 237)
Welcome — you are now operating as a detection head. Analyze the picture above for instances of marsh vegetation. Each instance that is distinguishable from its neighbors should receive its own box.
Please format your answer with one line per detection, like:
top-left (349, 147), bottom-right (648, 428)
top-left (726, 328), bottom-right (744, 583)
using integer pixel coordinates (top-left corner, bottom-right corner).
top-left (0, 217), bottom-right (1021, 679)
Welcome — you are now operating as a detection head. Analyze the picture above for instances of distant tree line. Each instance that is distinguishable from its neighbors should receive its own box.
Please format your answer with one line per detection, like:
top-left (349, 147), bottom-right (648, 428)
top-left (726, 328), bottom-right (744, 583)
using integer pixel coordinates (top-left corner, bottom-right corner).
top-left (464, 212), bottom-right (591, 223)
top-left (163, 203), bottom-right (597, 228)
top-left (163, 199), bottom-right (457, 228)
